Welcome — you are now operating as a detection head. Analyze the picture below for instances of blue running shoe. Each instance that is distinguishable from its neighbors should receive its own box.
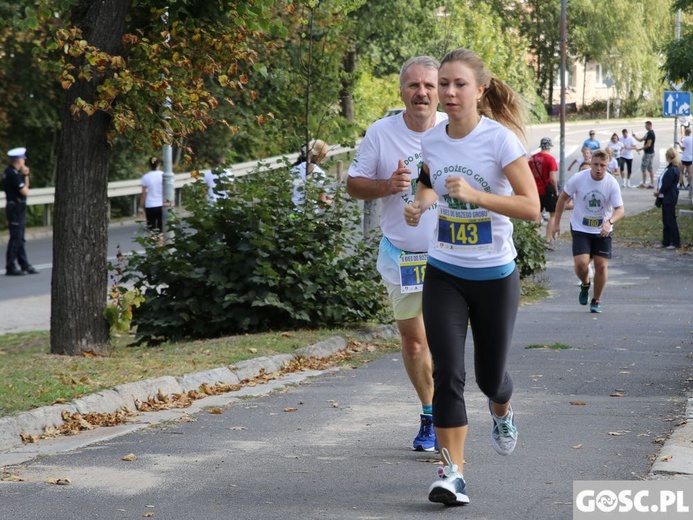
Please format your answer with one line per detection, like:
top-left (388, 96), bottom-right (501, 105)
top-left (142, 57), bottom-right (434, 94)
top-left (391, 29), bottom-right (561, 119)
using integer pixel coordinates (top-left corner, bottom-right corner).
top-left (579, 283), bottom-right (590, 305)
top-left (413, 414), bottom-right (436, 452)
top-left (428, 448), bottom-right (469, 506)
top-left (590, 299), bottom-right (602, 313)
top-left (489, 400), bottom-right (518, 456)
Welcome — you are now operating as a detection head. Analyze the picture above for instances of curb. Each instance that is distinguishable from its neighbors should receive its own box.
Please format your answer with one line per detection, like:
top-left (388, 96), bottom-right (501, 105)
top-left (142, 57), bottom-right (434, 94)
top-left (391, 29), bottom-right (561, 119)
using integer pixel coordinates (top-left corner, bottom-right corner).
top-left (650, 398), bottom-right (693, 477)
top-left (0, 325), bottom-right (398, 468)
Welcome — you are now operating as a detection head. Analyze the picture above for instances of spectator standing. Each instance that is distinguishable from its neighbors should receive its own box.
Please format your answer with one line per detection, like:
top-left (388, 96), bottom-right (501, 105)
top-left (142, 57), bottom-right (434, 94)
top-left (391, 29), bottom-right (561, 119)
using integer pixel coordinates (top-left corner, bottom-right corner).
top-left (403, 48), bottom-right (539, 507)
top-left (678, 127), bottom-right (692, 189)
top-left (529, 137), bottom-right (559, 249)
top-left (619, 128), bottom-right (637, 188)
top-left (291, 139), bottom-right (331, 208)
top-left (653, 147), bottom-right (681, 250)
top-left (634, 121), bottom-right (656, 189)
top-left (583, 130), bottom-right (600, 151)
top-left (3, 147), bottom-right (38, 276)
top-left (347, 56), bottom-right (447, 453)
top-left (550, 149), bottom-right (625, 313)
top-left (606, 133), bottom-right (624, 185)
top-left (139, 157), bottom-right (164, 232)
top-left (204, 155), bottom-right (232, 203)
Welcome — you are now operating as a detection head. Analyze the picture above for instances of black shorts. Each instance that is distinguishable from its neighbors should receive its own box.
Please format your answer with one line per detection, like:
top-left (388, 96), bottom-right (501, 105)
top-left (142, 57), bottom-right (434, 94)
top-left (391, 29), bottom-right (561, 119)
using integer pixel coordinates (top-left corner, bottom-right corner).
top-left (571, 228), bottom-right (612, 259)
top-left (539, 193), bottom-right (557, 213)
top-left (682, 161), bottom-right (692, 166)
top-left (145, 206), bottom-right (163, 231)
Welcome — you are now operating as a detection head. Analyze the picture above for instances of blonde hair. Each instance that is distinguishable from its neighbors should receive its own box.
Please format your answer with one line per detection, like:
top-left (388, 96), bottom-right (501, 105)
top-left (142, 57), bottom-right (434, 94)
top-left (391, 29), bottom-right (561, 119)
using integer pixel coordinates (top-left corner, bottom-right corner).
top-left (440, 48), bottom-right (526, 139)
top-left (665, 147), bottom-right (680, 166)
top-left (307, 139), bottom-right (329, 163)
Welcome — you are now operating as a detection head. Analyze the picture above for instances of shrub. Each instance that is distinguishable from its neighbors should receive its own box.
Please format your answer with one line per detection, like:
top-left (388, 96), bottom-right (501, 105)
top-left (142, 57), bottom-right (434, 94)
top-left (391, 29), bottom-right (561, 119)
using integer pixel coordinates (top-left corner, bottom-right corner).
top-left (511, 219), bottom-right (547, 279)
top-left (123, 161), bottom-right (387, 344)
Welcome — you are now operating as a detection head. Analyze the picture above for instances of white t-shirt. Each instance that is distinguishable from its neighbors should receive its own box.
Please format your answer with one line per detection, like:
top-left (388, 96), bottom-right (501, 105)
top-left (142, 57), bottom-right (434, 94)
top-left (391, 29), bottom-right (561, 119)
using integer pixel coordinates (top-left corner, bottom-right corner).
top-left (204, 169), bottom-right (233, 202)
top-left (681, 136), bottom-right (693, 162)
top-left (348, 111), bottom-right (448, 252)
top-left (619, 136), bottom-right (636, 160)
top-left (607, 157), bottom-right (619, 175)
top-left (563, 169), bottom-right (623, 234)
top-left (291, 162), bottom-right (327, 206)
top-left (606, 140), bottom-right (624, 159)
top-left (421, 116), bottom-right (526, 269)
top-left (140, 170), bottom-right (164, 208)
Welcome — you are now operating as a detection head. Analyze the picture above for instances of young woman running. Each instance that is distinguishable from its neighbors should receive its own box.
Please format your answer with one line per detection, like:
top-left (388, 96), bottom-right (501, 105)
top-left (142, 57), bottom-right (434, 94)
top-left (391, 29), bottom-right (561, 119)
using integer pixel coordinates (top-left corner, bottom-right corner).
top-left (404, 48), bottom-right (539, 507)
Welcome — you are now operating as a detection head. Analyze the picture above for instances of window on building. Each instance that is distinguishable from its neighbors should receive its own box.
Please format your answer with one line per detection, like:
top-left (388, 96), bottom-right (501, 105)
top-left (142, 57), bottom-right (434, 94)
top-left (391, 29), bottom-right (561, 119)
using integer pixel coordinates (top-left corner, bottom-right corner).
top-left (553, 65), bottom-right (574, 89)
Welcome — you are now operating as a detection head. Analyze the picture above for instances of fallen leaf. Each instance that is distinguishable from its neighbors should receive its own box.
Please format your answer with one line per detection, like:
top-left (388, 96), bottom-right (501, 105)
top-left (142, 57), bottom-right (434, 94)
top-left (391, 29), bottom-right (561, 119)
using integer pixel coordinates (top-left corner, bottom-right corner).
top-left (229, 426), bottom-right (246, 431)
top-left (661, 455), bottom-right (673, 462)
top-left (122, 453), bottom-right (137, 461)
top-left (47, 477), bottom-right (72, 485)
top-left (572, 444), bottom-right (583, 449)
top-left (1, 474), bottom-right (24, 482)
top-left (284, 407), bottom-right (298, 412)
top-left (607, 431), bottom-right (630, 436)
top-left (610, 391), bottom-right (626, 397)
top-left (570, 401), bottom-right (586, 406)
top-left (143, 513), bottom-right (154, 518)
top-left (209, 408), bottom-right (223, 415)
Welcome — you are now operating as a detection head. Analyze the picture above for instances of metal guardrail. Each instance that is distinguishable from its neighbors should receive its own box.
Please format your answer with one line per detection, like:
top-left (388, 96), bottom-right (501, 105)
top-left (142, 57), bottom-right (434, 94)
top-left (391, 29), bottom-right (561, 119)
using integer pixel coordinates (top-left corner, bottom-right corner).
top-left (0, 144), bottom-right (357, 225)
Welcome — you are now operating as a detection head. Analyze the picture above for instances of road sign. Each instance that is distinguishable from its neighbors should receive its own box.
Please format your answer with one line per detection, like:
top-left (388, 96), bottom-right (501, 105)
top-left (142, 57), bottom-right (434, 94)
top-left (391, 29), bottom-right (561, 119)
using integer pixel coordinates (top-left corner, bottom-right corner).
top-left (663, 90), bottom-right (691, 117)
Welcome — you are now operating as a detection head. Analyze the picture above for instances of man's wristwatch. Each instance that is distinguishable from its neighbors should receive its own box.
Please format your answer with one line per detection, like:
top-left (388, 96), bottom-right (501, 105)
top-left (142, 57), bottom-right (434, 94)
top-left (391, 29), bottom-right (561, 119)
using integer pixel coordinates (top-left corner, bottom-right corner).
top-left (608, 219), bottom-right (613, 225)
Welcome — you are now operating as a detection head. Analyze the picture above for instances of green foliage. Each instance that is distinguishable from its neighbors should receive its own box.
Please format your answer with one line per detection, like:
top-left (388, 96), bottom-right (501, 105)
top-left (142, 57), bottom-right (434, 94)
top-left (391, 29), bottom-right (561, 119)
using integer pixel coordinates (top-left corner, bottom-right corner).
top-left (511, 219), bottom-right (547, 279)
top-left (123, 162), bottom-right (387, 343)
top-left (105, 249), bottom-right (145, 336)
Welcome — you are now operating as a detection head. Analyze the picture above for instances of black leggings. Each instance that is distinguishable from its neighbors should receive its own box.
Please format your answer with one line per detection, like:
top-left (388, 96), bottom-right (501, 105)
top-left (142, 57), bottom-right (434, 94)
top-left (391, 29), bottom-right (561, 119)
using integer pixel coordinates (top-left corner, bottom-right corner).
top-left (619, 158), bottom-right (633, 178)
top-left (422, 264), bottom-right (520, 428)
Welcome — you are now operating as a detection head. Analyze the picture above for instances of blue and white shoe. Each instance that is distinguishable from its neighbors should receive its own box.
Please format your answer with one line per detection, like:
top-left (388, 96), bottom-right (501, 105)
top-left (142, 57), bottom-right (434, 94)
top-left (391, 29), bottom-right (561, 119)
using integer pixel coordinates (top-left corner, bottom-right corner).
top-left (412, 414), bottom-right (436, 452)
top-left (428, 447), bottom-right (469, 506)
top-left (579, 283), bottom-right (590, 305)
top-left (489, 400), bottom-right (518, 456)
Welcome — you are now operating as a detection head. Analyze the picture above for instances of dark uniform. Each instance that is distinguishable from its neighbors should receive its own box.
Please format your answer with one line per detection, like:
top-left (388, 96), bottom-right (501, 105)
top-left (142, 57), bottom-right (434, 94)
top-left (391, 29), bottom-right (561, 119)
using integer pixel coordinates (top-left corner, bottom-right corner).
top-left (3, 163), bottom-right (33, 274)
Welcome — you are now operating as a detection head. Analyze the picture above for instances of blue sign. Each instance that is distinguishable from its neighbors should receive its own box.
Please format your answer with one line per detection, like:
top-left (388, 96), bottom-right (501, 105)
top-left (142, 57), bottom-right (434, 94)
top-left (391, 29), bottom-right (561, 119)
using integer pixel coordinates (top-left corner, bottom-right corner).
top-left (663, 91), bottom-right (691, 117)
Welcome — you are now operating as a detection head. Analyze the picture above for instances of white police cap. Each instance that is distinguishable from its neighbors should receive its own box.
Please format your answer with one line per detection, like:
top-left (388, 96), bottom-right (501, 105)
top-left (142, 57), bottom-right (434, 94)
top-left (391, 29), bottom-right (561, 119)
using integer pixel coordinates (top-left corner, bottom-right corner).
top-left (7, 147), bottom-right (27, 159)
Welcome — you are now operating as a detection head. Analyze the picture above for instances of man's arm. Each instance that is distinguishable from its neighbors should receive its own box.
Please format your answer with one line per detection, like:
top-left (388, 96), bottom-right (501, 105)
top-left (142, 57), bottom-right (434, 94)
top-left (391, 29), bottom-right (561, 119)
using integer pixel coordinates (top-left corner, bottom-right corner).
top-left (346, 159), bottom-right (411, 200)
top-left (549, 169), bottom-right (559, 192)
top-left (550, 190), bottom-right (571, 238)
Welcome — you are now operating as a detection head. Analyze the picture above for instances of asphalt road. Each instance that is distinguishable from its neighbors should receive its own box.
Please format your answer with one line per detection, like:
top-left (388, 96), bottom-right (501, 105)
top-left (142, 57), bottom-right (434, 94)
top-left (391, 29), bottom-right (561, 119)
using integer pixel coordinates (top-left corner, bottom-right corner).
top-left (0, 236), bottom-right (691, 519)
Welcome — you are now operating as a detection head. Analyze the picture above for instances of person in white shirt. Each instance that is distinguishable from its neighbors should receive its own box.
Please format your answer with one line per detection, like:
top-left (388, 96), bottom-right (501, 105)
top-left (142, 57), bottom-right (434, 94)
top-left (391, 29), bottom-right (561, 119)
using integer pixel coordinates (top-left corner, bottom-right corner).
top-left (291, 139), bottom-right (330, 208)
top-left (619, 128), bottom-right (638, 188)
top-left (550, 149), bottom-right (625, 314)
top-left (404, 48), bottom-right (539, 507)
top-left (678, 127), bottom-right (692, 188)
top-left (204, 155), bottom-right (233, 203)
top-left (139, 157), bottom-right (164, 231)
top-left (347, 56), bottom-right (447, 454)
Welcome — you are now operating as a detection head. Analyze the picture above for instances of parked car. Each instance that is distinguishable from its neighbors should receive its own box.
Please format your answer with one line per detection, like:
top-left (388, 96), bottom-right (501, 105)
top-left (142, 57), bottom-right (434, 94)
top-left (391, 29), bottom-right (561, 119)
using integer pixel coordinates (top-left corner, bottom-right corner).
top-left (384, 107), bottom-right (405, 118)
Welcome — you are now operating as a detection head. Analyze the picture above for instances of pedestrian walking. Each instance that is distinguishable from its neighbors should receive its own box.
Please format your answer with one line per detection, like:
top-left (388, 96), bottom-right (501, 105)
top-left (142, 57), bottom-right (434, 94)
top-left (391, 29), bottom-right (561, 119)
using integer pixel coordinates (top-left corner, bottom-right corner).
top-left (619, 128), bottom-right (638, 188)
top-left (634, 121), bottom-right (656, 189)
top-left (529, 137), bottom-right (559, 249)
top-left (550, 149), bottom-right (625, 313)
top-left (678, 127), bottom-right (692, 189)
top-left (3, 147), bottom-right (38, 276)
top-left (347, 56), bottom-right (447, 453)
top-left (653, 147), bottom-right (681, 250)
top-left (403, 48), bottom-right (539, 507)
top-left (139, 157), bottom-right (164, 232)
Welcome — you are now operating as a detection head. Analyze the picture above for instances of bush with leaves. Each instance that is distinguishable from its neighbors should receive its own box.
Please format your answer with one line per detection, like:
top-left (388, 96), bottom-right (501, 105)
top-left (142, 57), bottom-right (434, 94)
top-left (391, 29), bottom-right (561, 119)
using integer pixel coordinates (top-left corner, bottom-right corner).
top-left (511, 218), bottom-right (547, 279)
top-left (123, 161), bottom-right (387, 344)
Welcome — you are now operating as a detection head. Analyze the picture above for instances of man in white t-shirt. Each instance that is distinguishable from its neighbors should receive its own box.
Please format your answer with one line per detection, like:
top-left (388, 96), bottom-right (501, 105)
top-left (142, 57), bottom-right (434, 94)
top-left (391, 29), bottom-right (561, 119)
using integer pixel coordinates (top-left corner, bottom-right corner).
top-left (550, 149), bottom-right (625, 314)
top-left (347, 56), bottom-right (447, 452)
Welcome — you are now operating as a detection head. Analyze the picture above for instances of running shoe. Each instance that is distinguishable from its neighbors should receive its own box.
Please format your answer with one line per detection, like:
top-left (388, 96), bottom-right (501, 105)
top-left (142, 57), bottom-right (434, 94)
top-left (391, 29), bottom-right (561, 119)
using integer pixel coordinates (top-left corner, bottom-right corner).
top-left (579, 283), bottom-right (590, 306)
top-left (590, 299), bottom-right (602, 313)
top-left (428, 447), bottom-right (469, 506)
top-left (412, 414), bottom-right (436, 452)
top-left (489, 400), bottom-right (518, 456)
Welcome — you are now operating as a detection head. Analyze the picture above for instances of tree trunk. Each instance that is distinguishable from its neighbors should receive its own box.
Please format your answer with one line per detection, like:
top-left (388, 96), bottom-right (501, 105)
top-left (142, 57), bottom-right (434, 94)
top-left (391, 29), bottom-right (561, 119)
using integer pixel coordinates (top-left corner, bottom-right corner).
top-left (50, 0), bottom-right (131, 355)
top-left (340, 51), bottom-right (356, 123)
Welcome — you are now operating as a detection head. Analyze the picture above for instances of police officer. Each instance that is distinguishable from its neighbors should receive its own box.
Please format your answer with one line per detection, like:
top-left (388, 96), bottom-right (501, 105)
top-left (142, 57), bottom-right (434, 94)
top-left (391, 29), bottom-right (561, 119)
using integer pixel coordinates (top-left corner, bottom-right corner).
top-left (3, 147), bottom-right (38, 276)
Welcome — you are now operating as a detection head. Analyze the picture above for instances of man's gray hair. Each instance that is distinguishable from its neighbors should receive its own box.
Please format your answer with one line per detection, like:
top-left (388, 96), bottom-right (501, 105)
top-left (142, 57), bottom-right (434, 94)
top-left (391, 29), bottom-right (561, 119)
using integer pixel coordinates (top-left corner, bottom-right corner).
top-left (399, 56), bottom-right (440, 87)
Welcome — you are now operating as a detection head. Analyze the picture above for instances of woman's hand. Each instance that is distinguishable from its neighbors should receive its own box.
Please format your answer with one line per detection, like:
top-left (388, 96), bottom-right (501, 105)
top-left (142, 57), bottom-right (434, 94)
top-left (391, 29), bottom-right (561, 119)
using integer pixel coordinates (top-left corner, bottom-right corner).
top-left (403, 201), bottom-right (424, 226)
top-left (445, 176), bottom-right (477, 204)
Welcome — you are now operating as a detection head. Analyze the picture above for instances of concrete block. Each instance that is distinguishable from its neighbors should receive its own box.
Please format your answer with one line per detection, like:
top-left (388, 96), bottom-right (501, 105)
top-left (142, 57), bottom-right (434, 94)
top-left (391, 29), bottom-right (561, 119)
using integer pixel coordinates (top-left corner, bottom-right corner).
top-left (176, 367), bottom-right (240, 393)
top-left (72, 389), bottom-right (130, 415)
top-left (113, 376), bottom-right (182, 409)
top-left (295, 336), bottom-right (347, 358)
top-left (13, 404), bottom-right (79, 437)
top-left (230, 355), bottom-right (291, 381)
top-left (0, 417), bottom-right (22, 453)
